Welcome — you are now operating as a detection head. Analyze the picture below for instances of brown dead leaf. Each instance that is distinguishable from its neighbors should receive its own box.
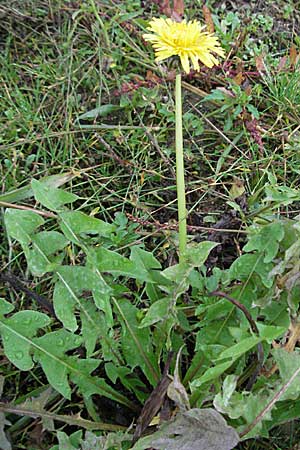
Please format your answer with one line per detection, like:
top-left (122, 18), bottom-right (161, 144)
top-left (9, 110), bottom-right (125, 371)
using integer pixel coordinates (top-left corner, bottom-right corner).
top-left (203, 5), bottom-right (214, 33)
top-left (217, 87), bottom-right (235, 98)
top-left (285, 320), bottom-right (300, 353)
top-left (278, 56), bottom-right (287, 72)
top-left (146, 70), bottom-right (161, 83)
top-left (173, 0), bottom-right (184, 18)
top-left (244, 84), bottom-right (252, 96)
top-left (229, 178), bottom-right (245, 200)
top-left (161, 0), bottom-right (171, 16)
top-left (255, 54), bottom-right (266, 72)
top-left (132, 353), bottom-right (174, 443)
top-left (165, 69), bottom-right (177, 81)
top-left (289, 45), bottom-right (298, 69)
top-left (167, 347), bottom-right (190, 412)
top-left (265, 319), bottom-right (300, 377)
top-left (233, 71), bottom-right (244, 86)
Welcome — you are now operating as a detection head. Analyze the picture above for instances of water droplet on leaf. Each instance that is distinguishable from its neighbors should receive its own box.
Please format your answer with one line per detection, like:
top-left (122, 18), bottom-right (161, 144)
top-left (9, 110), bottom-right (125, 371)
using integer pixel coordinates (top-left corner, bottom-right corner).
top-left (15, 351), bottom-right (24, 360)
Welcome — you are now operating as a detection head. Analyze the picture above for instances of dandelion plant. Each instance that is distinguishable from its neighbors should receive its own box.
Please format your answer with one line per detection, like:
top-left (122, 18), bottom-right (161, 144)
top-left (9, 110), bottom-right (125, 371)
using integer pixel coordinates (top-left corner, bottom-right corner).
top-left (144, 17), bottom-right (224, 261)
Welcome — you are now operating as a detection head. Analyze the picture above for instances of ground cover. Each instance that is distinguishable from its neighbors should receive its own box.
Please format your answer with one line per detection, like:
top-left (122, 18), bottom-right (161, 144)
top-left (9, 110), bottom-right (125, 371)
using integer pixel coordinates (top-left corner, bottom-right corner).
top-left (1, 0), bottom-right (300, 448)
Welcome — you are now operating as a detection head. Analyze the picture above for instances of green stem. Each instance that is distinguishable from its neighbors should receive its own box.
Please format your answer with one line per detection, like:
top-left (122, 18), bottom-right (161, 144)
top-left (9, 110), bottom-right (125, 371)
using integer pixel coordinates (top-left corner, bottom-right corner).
top-left (175, 73), bottom-right (187, 261)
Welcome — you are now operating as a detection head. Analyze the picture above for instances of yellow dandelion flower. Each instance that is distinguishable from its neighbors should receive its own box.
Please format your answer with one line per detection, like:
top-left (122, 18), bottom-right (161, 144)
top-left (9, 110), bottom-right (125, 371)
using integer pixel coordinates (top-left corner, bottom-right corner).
top-left (143, 17), bottom-right (225, 74)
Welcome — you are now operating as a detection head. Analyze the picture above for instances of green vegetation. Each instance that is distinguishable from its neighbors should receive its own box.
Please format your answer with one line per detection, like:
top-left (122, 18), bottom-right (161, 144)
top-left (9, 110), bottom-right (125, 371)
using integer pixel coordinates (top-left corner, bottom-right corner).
top-left (1, 1), bottom-right (300, 449)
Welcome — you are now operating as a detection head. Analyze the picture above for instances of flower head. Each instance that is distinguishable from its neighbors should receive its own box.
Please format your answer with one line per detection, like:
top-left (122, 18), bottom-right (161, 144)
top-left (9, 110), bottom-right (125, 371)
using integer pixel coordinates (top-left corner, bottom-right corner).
top-left (143, 17), bottom-right (225, 74)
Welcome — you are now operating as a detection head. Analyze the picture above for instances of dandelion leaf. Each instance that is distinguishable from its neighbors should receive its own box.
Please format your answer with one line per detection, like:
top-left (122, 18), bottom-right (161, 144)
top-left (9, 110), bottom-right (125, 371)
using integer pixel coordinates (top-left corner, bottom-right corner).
top-left (132, 408), bottom-right (239, 450)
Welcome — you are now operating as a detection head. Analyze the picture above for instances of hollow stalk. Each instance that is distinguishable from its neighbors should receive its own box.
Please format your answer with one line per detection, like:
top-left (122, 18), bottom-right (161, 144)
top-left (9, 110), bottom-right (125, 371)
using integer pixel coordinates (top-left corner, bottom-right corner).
top-left (175, 73), bottom-right (187, 261)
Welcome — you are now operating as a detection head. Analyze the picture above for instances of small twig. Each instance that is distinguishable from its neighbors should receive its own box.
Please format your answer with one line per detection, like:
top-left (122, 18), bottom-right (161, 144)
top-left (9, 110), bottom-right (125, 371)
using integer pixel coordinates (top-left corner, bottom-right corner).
top-left (0, 5), bottom-right (38, 21)
top-left (96, 134), bottom-right (134, 170)
top-left (0, 201), bottom-right (57, 218)
top-left (188, 101), bottom-right (250, 160)
top-left (135, 110), bottom-right (176, 178)
top-left (78, 124), bottom-right (161, 130)
top-left (0, 272), bottom-right (56, 318)
top-left (209, 290), bottom-right (264, 389)
top-left (0, 127), bottom-right (160, 152)
top-left (143, 127), bottom-right (176, 178)
top-left (126, 213), bottom-right (247, 234)
top-left (239, 364), bottom-right (300, 438)
top-left (96, 134), bottom-right (168, 178)
top-left (181, 81), bottom-right (215, 102)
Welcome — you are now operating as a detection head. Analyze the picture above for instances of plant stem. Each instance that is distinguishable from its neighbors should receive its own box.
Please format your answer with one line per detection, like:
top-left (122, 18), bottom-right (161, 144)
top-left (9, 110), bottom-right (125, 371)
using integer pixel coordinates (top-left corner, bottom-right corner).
top-left (175, 72), bottom-right (187, 261)
top-left (0, 402), bottom-right (126, 432)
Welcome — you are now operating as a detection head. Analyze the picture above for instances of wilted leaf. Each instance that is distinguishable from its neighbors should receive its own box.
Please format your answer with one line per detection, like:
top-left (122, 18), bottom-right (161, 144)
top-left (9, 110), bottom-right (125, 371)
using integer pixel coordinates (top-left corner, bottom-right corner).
top-left (133, 353), bottom-right (173, 443)
top-left (229, 178), bottom-right (245, 200)
top-left (167, 347), bottom-right (190, 411)
top-left (132, 408), bottom-right (239, 450)
top-left (146, 70), bottom-right (161, 83)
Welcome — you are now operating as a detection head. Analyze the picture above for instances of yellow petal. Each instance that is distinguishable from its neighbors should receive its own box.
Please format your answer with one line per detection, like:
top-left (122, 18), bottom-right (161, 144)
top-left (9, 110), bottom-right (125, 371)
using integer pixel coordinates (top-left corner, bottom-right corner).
top-left (180, 53), bottom-right (190, 74)
top-left (143, 17), bottom-right (225, 73)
